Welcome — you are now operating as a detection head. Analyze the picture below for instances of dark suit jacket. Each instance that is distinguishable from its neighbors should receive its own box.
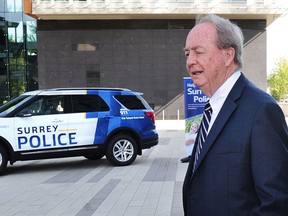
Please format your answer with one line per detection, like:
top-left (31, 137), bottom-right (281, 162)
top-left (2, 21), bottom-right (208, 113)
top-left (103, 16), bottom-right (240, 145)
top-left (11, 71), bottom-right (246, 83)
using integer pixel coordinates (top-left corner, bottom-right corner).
top-left (183, 74), bottom-right (288, 216)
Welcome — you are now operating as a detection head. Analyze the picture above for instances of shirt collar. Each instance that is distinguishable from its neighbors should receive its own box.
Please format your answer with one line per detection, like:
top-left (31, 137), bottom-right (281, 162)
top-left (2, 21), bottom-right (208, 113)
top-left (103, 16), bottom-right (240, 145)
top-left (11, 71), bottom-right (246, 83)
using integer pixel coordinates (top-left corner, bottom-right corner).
top-left (209, 71), bottom-right (241, 117)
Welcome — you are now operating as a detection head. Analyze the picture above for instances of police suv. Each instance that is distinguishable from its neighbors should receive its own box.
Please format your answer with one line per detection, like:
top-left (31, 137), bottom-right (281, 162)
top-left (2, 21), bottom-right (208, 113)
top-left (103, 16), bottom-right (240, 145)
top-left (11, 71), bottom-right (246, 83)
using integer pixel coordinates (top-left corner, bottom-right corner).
top-left (0, 88), bottom-right (158, 174)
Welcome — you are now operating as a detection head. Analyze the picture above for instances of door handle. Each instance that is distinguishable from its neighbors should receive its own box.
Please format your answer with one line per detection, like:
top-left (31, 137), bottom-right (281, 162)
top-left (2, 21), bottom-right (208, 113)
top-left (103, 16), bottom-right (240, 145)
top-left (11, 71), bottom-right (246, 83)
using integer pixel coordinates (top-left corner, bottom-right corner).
top-left (52, 119), bottom-right (64, 123)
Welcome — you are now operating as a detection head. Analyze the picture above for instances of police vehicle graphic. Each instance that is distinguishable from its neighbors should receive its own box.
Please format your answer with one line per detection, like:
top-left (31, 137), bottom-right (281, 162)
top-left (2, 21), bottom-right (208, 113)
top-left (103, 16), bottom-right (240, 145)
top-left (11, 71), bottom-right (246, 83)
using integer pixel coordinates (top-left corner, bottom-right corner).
top-left (0, 88), bottom-right (158, 174)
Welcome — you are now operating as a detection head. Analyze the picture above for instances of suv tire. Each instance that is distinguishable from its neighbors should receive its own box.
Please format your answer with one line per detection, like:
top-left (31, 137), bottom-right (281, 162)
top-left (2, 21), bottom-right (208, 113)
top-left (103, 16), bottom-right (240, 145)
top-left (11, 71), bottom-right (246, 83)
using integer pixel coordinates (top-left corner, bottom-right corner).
top-left (106, 134), bottom-right (138, 166)
top-left (0, 145), bottom-right (8, 175)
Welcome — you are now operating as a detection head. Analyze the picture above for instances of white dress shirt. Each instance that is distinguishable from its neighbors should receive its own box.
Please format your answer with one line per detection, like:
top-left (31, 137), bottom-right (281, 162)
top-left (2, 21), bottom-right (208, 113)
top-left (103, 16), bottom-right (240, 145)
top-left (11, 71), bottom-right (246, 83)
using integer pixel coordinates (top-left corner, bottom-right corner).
top-left (208, 71), bottom-right (241, 133)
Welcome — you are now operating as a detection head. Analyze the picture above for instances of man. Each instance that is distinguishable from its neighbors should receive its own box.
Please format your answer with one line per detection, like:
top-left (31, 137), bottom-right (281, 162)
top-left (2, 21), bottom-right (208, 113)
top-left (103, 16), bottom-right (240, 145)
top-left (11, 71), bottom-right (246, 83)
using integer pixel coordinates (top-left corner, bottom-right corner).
top-left (182, 14), bottom-right (288, 215)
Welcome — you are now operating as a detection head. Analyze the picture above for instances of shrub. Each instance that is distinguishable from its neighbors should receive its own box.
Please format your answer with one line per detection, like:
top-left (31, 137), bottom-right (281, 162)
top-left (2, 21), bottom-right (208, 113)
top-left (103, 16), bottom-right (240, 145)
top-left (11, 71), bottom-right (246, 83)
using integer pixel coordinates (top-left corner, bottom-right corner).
top-left (267, 57), bottom-right (288, 102)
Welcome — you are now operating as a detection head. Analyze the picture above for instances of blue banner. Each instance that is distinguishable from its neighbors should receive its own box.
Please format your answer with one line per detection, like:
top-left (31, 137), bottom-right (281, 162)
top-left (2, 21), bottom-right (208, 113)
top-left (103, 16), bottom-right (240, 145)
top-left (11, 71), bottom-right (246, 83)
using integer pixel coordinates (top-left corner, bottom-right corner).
top-left (183, 77), bottom-right (209, 157)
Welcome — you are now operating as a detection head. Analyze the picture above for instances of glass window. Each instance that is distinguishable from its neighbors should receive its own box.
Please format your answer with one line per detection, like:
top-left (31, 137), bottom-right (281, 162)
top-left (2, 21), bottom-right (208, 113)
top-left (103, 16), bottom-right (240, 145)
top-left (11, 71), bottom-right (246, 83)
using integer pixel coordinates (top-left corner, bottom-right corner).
top-left (40, 96), bottom-right (64, 115)
top-left (15, 0), bottom-right (22, 12)
top-left (0, 14), bottom-right (8, 101)
top-left (0, 1), bottom-right (4, 12)
top-left (6, 14), bottom-right (26, 98)
top-left (25, 18), bottom-right (38, 91)
top-left (8, 21), bottom-right (23, 43)
top-left (17, 98), bottom-right (43, 116)
top-left (6, 0), bottom-right (22, 13)
top-left (8, 27), bottom-right (15, 42)
top-left (114, 95), bottom-right (147, 110)
top-left (71, 95), bottom-right (109, 112)
top-left (26, 20), bottom-right (36, 42)
top-left (18, 95), bottom-right (65, 116)
top-left (0, 94), bottom-right (30, 115)
top-left (0, 15), bottom-right (6, 76)
top-left (0, 2), bottom-right (37, 102)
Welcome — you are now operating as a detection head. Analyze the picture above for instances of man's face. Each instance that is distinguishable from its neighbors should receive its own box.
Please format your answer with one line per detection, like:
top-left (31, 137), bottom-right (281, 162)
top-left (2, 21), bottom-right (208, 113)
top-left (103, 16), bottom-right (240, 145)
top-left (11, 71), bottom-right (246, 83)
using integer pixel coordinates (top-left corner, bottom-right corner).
top-left (184, 23), bottom-right (229, 97)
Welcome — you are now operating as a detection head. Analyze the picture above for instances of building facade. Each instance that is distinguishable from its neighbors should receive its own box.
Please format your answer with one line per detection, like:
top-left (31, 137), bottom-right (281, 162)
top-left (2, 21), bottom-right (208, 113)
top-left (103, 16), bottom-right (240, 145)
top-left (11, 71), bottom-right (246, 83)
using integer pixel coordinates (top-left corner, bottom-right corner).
top-left (0, 0), bottom-right (38, 103)
top-left (25, 0), bottom-right (288, 119)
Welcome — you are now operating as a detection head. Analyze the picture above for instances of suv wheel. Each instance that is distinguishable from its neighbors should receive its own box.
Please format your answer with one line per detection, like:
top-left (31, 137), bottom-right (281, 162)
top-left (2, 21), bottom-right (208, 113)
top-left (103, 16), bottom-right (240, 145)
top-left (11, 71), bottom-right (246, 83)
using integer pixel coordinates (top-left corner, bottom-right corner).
top-left (0, 145), bottom-right (8, 174)
top-left (106, 134), bottom-right (138, 166)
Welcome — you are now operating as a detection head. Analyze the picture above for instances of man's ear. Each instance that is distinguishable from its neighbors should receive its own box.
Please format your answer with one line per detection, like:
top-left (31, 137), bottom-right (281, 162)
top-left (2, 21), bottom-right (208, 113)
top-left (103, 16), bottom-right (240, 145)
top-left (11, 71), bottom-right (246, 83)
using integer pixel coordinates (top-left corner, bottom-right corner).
top-left (225, 47), bottom-right (235, 67)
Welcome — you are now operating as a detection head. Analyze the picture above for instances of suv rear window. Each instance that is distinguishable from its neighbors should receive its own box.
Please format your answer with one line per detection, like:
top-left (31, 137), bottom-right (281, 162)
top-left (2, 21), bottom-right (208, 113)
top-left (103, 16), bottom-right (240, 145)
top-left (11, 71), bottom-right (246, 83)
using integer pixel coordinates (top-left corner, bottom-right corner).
top-left (114, 95), bottom-right (147, 110)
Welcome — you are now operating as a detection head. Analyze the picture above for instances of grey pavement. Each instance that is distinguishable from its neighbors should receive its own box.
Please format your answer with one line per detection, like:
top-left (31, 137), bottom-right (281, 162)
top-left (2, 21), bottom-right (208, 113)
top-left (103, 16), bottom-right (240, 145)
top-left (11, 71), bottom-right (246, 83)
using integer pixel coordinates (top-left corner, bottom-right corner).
top-left (0, 120), bottom-right (188, 216)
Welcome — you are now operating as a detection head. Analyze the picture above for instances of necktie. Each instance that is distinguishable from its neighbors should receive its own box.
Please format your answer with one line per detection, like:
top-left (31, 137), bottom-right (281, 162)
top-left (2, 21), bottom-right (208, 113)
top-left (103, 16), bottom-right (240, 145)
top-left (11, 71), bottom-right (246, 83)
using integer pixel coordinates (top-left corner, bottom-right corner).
top-left (193, 101), bottom-right (212, 173)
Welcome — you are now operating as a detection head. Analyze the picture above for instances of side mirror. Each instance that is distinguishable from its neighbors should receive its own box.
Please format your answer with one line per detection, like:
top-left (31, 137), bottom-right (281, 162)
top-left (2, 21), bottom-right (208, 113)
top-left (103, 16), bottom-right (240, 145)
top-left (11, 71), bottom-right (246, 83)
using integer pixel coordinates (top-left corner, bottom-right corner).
top-left (16, 111), bottom-right (32, 117)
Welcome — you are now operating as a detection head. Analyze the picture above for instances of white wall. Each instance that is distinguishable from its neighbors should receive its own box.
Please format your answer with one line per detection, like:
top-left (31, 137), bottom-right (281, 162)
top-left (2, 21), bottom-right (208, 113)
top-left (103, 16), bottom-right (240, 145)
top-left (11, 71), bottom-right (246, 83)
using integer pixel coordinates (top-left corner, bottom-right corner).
top-left (267, 13), bottom-right (288, 76)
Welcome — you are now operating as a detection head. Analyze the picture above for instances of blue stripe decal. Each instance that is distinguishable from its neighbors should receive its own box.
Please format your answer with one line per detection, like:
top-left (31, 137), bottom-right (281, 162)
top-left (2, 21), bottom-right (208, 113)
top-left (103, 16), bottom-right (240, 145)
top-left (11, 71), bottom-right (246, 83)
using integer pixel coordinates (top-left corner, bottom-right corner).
top-left (86, 112), bottom-right (99, 118)
top-left (94, 118), bottom-right (109, 144)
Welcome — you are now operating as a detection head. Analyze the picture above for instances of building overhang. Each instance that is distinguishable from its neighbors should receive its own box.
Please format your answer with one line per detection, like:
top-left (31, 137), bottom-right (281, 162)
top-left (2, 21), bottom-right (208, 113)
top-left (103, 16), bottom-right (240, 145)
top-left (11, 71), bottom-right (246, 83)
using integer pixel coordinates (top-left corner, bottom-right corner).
top-left (25, 0), bottom-right (288, 24)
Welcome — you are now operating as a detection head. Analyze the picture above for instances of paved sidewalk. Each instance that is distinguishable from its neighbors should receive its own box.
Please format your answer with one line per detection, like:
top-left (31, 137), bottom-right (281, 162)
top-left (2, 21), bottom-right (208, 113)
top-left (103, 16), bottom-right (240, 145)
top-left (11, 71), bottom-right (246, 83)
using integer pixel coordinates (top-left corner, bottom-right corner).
top-left (0, 120), bottom-right (188, 216)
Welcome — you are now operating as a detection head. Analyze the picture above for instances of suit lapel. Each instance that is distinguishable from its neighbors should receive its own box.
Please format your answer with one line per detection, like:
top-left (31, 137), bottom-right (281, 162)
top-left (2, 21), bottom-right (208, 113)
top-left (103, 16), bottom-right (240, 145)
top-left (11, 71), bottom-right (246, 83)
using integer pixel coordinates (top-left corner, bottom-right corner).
top-left (191, 74), bottom-right (249, 176)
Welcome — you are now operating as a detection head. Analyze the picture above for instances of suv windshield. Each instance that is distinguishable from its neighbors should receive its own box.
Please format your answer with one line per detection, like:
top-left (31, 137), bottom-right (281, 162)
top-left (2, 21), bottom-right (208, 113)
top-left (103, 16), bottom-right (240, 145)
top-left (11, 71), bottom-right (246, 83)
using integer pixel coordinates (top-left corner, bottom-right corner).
top-left (0, 95), bottom-right (32, 116)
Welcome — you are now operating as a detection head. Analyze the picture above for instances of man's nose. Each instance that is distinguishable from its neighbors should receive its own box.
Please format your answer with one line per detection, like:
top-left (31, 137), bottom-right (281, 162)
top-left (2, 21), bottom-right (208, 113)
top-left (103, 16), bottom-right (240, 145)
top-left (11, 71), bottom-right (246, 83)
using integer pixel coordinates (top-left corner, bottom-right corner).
top-left (187, 53), bottom-right (197, 66)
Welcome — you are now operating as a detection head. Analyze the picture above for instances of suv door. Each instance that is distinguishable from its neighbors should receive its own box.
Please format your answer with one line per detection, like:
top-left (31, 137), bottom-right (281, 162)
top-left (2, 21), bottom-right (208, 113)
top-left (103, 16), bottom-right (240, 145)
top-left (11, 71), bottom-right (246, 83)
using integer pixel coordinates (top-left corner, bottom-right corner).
top-left (13, 95), bottom-right (69, 151)
top-left (66, 94), bottom-right (110, 146)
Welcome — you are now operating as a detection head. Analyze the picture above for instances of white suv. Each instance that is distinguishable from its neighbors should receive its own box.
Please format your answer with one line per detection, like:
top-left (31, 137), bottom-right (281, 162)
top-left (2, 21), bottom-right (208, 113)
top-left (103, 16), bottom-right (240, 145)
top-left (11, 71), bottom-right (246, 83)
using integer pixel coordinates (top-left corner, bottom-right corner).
top-left (0, 88), bottom-right (158, 174)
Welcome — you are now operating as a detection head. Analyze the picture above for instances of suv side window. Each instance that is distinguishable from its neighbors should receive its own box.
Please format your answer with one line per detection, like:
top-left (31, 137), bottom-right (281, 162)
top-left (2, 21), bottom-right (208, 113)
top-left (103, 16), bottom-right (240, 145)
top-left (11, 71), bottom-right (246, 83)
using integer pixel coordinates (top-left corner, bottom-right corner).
top-left (114, 95), bottom-right (147, 110)
top-left (17, 96), bottom-right (65, 116)
top-left (41, 96), bottom-right (64, 114)
top-left (71, 95), bottom-right (109, 113)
